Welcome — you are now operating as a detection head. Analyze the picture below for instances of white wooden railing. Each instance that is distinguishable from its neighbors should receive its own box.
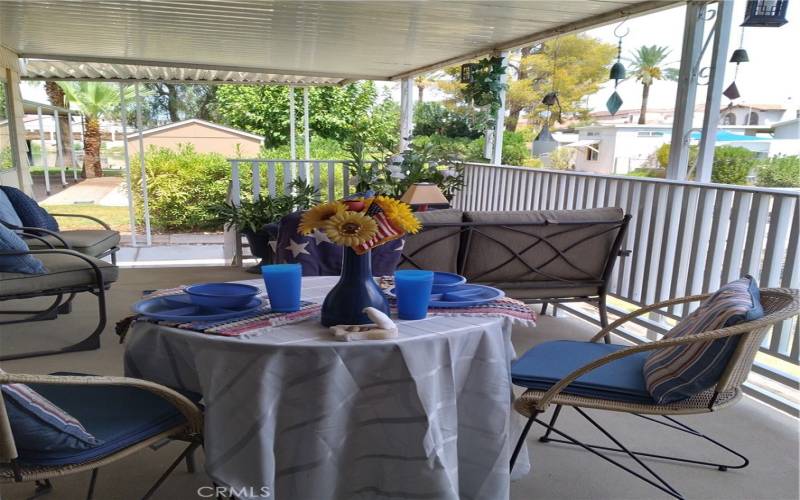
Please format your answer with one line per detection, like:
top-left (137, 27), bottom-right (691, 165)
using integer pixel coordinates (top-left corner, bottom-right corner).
top-left (225, 159), bottom-right (352, 263)
top-left (454, 162), bottom-right (799, 409)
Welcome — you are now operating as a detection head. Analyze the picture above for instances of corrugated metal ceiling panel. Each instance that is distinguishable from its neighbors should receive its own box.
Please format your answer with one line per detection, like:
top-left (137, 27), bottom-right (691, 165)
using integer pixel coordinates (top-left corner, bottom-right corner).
top-left (0, 1), bottom-right (674, 81)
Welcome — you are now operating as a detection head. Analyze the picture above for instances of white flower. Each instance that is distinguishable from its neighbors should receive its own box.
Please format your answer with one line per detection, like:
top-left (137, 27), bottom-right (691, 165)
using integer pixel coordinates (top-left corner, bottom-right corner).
top-left (390, 172), bottom-right (406, 180)
top-left (442, 169), bottom-right (455, 177)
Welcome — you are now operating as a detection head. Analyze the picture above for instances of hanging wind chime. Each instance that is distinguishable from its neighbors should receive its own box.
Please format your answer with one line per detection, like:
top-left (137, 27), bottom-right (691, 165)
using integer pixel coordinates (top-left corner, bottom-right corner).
top-left (724, 28), bottom-right (749, 101)
top-left (532, 40), bottom-right (563, 158)
top-left (606, 20), bottom-right (629, 115)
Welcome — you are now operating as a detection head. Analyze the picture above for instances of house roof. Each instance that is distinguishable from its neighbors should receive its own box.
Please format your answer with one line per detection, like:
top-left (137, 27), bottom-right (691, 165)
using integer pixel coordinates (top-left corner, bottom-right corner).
top-left (126, 119), bottom-right (264, 142)
top-left (1, 1), bottom-right (679, 83)
top-left (727, 104), bottom-right (786, 111)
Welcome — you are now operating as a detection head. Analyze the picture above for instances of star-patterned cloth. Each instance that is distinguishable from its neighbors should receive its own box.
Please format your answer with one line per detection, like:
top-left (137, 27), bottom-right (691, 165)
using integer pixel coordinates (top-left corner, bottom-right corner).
top-left (276, 211), bottom-right (405, 276)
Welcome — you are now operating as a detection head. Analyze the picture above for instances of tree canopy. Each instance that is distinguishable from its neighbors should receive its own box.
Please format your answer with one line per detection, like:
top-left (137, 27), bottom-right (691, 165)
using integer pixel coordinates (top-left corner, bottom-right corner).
top-left (214, 82), bottom-right (387, 148)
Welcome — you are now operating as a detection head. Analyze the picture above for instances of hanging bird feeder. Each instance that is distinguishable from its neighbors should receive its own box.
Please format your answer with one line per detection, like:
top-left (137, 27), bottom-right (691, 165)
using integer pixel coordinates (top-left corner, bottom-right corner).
top-left (741, 0), bottom-right (789, 27)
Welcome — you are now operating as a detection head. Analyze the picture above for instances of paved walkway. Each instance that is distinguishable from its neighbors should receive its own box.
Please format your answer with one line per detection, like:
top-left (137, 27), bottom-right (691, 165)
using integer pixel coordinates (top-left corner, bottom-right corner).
top-left (40, 177), bottom-right (128, 206)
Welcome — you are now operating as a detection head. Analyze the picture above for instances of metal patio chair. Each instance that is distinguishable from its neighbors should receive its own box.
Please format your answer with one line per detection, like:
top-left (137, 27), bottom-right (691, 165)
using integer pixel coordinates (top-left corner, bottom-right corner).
top-left (509, 287), bottom-right (799, 500)
top-left (0, 240), bottom-right (117, 361)
top-left (0, 371), bottom-right (204, 500)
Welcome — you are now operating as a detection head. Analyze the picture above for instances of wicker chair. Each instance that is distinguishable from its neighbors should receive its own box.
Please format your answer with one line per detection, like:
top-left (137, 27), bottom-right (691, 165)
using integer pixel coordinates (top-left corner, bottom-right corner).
top-left (510, 288), bottom-right (799, 500)
top-left (0, 372), bottom-right (204, 500)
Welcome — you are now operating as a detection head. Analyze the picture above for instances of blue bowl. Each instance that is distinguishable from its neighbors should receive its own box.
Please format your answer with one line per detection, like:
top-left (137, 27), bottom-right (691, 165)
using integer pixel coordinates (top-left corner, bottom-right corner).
top-left (185, 283), bottom-right (260, 309)
top-left (431, 272), bottom-right (467, 294)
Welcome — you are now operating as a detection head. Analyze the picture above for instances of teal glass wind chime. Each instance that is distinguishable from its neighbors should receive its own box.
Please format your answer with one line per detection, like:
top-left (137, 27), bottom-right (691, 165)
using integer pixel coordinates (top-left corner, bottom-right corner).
top-left (606, 21), bottom-right (629, 115)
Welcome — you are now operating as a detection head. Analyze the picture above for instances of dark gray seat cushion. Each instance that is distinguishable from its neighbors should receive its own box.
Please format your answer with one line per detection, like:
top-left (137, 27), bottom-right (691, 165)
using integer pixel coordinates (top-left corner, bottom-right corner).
top-left (26, 230), bottom-right (120, 257)
top-left (0, 253), bottom-right (118, 296)
top-left (461, 207), bottom-right (624, 288)
top-left (400, 209), bottom-right (463, 273)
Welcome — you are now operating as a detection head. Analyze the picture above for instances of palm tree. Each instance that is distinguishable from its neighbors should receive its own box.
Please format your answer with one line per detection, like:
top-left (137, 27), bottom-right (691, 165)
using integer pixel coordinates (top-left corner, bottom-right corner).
top-left (44, 82), bottom-right (75, 169)
top-left (58, 82), bottom-right (136, 178)
top-left (628, 45), bottom-right (678, 124)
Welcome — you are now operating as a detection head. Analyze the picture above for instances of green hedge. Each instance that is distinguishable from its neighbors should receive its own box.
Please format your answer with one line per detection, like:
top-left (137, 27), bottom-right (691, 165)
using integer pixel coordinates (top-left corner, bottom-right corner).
top-left (756, 155), bottom-right (800, 188)
top-left (131, 145), bottom-right (236, 231)
top-left (411, 131), bottom-right (530, 166)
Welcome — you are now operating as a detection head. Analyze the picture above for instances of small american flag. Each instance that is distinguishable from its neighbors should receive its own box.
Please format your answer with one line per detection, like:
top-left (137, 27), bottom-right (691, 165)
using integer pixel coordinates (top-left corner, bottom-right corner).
top-left (356, 201), bottom-right (402, 254)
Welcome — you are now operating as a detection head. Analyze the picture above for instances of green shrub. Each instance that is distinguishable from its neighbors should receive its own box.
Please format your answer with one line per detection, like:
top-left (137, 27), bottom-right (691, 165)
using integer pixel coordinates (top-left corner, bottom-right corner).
top-left (756, 155), bottom-right (800, 188)
top-left (654, 143), bottom-right (698, 170)
top-left (131, 145), bottom-right (238, 232)
top-left (628, 167), bottom-right (666, 178)
top-left (413, 102), bottom-right (485, 139)
top-left (711, 146), bottom-right (756, 185)
top-left (548, 147), bottom-right (575, 170)
top-left (0, 146), bottom-right (13, 171)
top-left (464, 131), bottom-right (530, 165)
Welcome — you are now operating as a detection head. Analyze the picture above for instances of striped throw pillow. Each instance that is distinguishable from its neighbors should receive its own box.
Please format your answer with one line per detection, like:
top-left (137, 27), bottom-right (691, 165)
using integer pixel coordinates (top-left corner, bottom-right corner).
top-left (1, 381), bottom-right (101, 453)
top-left (643, 276), bottom-right (764, 405)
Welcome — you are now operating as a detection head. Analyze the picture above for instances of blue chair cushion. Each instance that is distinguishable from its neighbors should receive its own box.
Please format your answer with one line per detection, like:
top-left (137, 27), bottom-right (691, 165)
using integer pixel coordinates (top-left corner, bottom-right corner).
top-left (0, 223), bottom-right (48, 274)
top-left (10, 373), bottom-right (199, 466)
top-left (643, 276), bottom-right (764, 405)
top-left (0, 189), bottom-right (23, 227)
top-left (2, 381), bottom-right (101, 458)
top-left (511, 340), bottom-right (654, 404)
top-left (0, 186), bottom-right (59, 231)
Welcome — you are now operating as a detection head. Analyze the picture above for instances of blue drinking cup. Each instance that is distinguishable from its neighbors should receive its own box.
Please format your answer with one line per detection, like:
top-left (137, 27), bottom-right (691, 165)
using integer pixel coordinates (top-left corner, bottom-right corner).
top-left (394, 270), bottom-right (434, 320)
top-left (261, 264), bottom-right (302, 312)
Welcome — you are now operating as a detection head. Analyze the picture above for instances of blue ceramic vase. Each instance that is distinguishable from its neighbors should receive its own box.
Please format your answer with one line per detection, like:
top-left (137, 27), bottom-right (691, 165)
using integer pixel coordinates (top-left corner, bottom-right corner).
top-left (321, 248), bottom-right (390, 326)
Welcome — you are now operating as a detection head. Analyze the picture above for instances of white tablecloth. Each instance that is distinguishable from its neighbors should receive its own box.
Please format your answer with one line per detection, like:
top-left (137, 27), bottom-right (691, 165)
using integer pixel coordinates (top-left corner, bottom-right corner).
top-left (124, 277), bottom-right (530, 500)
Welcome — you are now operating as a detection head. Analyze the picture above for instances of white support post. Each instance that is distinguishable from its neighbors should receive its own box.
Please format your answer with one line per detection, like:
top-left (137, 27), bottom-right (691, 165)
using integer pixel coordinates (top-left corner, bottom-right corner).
top-left (303, 87), bottom-right (310, 180)
top-left (52, 109), bottom-right (66, 186)
top-left (66, 111), bottom-right (78, 180)
top-left (695, 0), bottom-right (734, 183)
top-left (135, 83), bottom-right (152, 246)
top-left (289, 87), bottom-right (296, 162)
top-left (119, 83), bottom-right (138, 246)
top-left (667, 2), bottom-right (706, 180)
top-left (491, 51), bottom-right (509, 165)
top-left (36, 106), bottom-right (50, 195)
top-left (399, 78), bottom-right (414, 151)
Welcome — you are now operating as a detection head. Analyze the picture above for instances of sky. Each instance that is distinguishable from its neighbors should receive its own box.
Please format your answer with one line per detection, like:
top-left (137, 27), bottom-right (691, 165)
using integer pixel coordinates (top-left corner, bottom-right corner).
top-left (22, 0), bottom-right (799, 115)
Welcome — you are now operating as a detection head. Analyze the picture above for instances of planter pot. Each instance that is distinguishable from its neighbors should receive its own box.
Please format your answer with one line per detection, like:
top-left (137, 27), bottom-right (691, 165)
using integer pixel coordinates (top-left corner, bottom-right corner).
top-left (320, 248), bottom-right (390, 327)
top-left (243, 225), bottom-right (276, 267)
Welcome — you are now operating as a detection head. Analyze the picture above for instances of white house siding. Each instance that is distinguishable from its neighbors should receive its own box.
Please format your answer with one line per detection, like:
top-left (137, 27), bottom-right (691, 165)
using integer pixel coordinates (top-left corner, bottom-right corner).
top-left (574, 126), bottom-right (670, 175)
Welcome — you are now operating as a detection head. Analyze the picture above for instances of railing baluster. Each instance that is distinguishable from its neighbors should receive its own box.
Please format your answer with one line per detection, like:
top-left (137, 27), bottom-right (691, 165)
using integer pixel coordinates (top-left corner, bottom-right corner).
top-left (705, 190), bottom-right (735, 292)
top-left (342, 162), bottom-right (350, 197)
top-left (313, 161), bottom-right (321, 192)
top-left (283, 161), bottom-right (293, 193)
top-left (267, 161), bottom-right (276, 196)
top-left (742, 194), bottom-right (770, 277)
top-left (722, 192), bottom-right (752, 283)
top-left (631, 182), bottom-right (655, 303)
top-left (644, 184), bottom-right (669, 304)
top-left (327, 162), bottom-right (335, 202)
top-left (619, 181), bottom-right (641, 299)
top-left (251, 161), bottom-right (261, 198)
top-left (777, 209), bottom-right (799, 360)
top-left (672, 187), bottom-right (701, 316)
top-left (659, 185), bottom-right (684, 302)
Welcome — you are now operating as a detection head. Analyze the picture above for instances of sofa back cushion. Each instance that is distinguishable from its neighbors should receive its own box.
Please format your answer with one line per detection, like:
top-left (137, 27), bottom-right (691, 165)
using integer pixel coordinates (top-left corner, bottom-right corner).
top-left (1, 379), bottom-right (101, 456)
top-left (0, 223), bottom-right (47, 274)
top-left (0, 186), bottom-right (59, 231)
top-left (0, 189), bottom-right (23, 227)
top-left (399, 208), bottom-right (463, 273)
top-left (460, 207), bottom-right (625, 284)
top-left (642, 276), bottom-right (764, 404)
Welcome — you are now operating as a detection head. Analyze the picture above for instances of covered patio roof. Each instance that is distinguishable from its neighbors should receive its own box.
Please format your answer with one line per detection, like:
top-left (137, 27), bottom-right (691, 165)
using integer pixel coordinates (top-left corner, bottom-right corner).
top-left (1, 0), bottom-right (679, 83)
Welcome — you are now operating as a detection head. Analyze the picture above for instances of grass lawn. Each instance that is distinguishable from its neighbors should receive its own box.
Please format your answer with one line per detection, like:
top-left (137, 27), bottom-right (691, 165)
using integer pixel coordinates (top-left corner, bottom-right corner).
top-left (45, 204), bottom-right (133, 233)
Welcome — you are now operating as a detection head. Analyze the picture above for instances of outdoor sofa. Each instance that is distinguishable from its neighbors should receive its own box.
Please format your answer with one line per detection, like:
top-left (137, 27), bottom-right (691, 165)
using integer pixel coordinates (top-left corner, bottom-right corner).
top-left (401, 207), bottom-right (631, 332)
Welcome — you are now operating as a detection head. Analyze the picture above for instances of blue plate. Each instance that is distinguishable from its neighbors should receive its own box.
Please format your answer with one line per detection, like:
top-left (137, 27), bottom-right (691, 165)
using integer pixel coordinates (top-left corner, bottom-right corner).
top-left (133, 293), bottom-right (264, 322)
top-left (386, 284), bottom-right (505, 308)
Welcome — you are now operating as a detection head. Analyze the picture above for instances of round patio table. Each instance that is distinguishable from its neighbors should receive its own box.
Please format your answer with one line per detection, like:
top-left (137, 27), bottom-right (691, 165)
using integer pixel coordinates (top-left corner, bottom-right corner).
top-left (124, 276), bottom-right (530, 500)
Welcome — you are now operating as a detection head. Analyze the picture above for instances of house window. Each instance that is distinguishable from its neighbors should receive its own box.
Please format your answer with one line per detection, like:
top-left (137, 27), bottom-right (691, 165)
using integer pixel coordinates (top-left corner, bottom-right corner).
top-left (747, 112), bottom-right (760, 125)
top-left (723, 113), bottom-right (737, 125)
top-left (586, 144), bottom-right (599, 161)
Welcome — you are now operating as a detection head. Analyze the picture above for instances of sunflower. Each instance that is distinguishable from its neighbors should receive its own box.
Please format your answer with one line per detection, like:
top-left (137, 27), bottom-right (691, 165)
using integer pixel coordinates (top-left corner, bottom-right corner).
top-left (323, 211), bottom-right (378, 247)
top-left (298, 202), bottom-right (345, 235)
top-left (375, 196), bottom-right (421, 234)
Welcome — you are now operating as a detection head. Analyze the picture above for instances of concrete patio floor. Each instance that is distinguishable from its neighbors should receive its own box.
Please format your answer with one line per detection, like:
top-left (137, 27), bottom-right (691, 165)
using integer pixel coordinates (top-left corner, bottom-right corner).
top-left (1, 267), bottom-right (798, 500)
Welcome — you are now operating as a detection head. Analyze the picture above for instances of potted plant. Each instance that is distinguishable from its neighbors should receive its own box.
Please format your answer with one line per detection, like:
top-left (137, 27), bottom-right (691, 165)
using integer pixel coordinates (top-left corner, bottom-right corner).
top-left (216, 179), bottom-right (318, 269)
